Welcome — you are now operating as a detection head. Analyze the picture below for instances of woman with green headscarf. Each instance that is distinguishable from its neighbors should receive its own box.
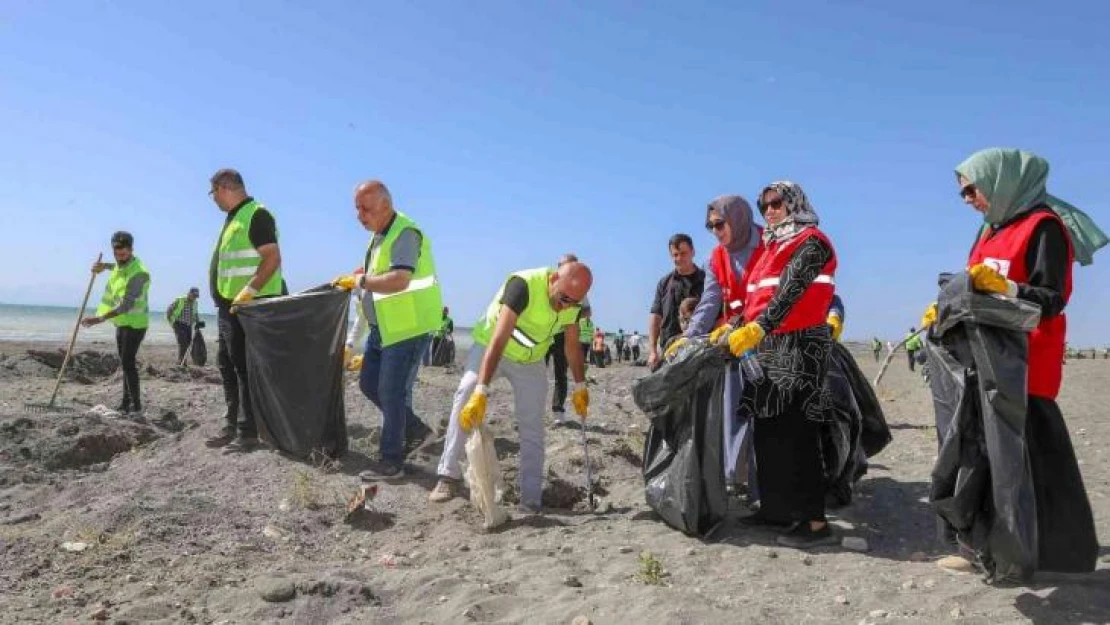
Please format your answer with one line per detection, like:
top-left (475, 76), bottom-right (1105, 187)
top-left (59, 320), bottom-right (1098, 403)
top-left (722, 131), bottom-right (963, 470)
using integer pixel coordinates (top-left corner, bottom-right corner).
top-left (929, 147), bottom-right (1099, 577)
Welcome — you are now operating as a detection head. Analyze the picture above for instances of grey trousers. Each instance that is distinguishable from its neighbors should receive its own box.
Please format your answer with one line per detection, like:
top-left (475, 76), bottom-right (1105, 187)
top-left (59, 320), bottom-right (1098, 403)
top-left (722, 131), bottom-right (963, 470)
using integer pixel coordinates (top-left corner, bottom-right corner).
top-left (437, 345), bottom-right (549, 508)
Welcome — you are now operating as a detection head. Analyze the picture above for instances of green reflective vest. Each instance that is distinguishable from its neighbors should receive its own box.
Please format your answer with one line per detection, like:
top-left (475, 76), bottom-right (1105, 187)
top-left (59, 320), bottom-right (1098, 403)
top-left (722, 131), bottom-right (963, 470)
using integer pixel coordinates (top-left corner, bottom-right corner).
top-left (214, 199), bottom-right (283, 300)
top-left (168, 296), bottom-right (195, 324)
top-left (366, 212), bottom-right (443, 347)
top-left (96, 256), bottom-right (150, 329)
top-left (578, 317), bottom-right (594, 344)
top-left (905, 333), bottom-right (923, 352)
top-left (472, 268), bottom-right (581, 364)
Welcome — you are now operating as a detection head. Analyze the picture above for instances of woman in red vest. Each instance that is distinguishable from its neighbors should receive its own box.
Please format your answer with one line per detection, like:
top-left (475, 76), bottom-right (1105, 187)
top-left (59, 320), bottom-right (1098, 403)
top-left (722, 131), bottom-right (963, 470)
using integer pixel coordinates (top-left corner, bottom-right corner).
top-left (726, 181), bottom-right (840, 549)
top-left (932, 148), bottom-right (1097, 574)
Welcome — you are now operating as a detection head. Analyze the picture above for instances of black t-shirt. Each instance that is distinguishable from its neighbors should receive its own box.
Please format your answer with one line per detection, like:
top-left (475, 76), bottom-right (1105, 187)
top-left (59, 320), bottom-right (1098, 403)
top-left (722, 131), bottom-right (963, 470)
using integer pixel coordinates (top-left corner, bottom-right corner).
top-left (650, 267), bottom-right (705, 346)
top-left (209, 197), bottom-right (282, 308)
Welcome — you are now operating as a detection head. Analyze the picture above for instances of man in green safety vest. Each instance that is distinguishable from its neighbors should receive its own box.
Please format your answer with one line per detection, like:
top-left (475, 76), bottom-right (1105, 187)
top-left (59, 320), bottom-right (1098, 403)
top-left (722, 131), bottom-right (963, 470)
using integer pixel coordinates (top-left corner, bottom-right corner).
top-left (80, 231), bottom-right (151, 414)
top-left (905, 327), bottom-right (923, 372)
top-left (165, 287), bottom-right (200, 364)
top-left (333, 180), bottom-right (442, 479)
top-left (430, 261), bottom-right (593, 512)
top-left (204, 169), bottom-right (286, 453)
top-left (871, 337), bottom-right (883, 362)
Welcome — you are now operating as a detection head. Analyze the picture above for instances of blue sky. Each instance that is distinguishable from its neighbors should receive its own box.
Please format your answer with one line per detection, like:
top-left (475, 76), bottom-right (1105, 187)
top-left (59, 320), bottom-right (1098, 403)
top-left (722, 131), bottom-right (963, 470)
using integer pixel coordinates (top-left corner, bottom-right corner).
top-left (1, 1), bottom-right (1108, 344)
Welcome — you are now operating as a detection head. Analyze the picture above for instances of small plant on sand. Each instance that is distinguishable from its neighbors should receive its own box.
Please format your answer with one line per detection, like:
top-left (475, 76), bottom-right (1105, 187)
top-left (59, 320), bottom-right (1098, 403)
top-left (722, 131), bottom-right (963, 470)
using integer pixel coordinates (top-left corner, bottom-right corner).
top-left (635, 551), bottom-right (668, 586)
top-left (290, 469), bottom-right (321, 510)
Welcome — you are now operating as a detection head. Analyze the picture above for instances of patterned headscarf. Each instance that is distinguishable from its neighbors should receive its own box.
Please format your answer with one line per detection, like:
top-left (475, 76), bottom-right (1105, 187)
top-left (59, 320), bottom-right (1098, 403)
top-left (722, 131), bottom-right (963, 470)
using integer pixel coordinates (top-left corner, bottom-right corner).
top-left (758, 181), bottom-right (819, 244)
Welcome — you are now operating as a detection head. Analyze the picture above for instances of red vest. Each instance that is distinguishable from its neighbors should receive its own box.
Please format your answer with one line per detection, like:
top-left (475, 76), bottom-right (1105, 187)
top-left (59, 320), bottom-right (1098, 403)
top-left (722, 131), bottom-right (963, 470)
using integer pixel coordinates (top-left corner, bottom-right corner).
top-left (708, 234), bottom-right (765, 327)
top-left (968, 210), bottom-right (1073, 399)
top-left (742, 227), bottom-right (837, 334)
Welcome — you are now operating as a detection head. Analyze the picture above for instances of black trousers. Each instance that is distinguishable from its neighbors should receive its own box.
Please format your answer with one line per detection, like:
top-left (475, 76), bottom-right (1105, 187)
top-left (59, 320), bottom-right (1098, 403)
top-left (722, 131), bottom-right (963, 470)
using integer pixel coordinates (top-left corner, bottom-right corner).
top-left (217, 307), bottom-right (257, 438)
top-left (753, 410), bottom-right (826, 524)
top-left (545, 332), bottom-right (568, 412)
top-left (907, 350), bottom-right (917, 371)
top-left (172, 322), bottom-right (192, 364)
top-left (115, 326), bottom-right (146, 410)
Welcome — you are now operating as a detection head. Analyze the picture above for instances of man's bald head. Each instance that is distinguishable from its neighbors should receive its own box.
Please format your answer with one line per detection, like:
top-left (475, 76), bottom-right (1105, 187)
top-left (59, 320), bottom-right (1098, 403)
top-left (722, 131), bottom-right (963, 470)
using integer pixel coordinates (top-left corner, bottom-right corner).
top-left (548, 261), bottom-right (592, 310)
top-left (354, 180), bottom-right (395, 233)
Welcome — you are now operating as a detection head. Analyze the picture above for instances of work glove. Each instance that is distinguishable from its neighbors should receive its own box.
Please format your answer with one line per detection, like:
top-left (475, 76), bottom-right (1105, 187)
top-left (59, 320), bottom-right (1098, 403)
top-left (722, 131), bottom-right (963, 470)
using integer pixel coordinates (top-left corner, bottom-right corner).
top-left (333, 275), bottom-right (359, 291)
top-left (727, 322), bottom-right (766, 357)
top-left (708, 324), bottom-right (731, 345)
top-left (346, 354), bottom-right (364, 372)
top-left (968, 264), bottom-right (1016, 296)
top-left (920, 302), bottom-right (938, 329)
top-left (232, 285), bottom-right (257, 307)
top-left (663, 337), bottom-right (687, 359)
top-left (571, 381), bottom-right (589, 418)
top-left (459, 386), bottom-right (488, 433)
top-left (826, 313), bottom-right (843, 341)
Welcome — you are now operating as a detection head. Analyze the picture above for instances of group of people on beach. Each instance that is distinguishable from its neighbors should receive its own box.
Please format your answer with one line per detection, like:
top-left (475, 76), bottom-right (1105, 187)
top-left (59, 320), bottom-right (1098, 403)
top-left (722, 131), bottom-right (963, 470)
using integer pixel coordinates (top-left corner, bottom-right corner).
top-left (82, 147), bottom-right (1100, 580)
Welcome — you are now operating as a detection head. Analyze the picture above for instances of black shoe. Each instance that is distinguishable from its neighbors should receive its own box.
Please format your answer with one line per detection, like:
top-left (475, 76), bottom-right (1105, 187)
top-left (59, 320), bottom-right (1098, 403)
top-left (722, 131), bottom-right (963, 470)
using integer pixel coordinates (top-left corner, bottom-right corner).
top-left (404, 422), bottom-right (434, 458)
top-left (775, 522), bottom-right (839, 549)
top-left (205, 426), bottom-right (237, 448)
top-left (359, 459), bottom-right (406, 481)
top-left (223, 436), bottom-right (260, 453)
top-left (737, 512), bottom-right (794, 529)
top-left (116, 402), bottom-right (132, 414)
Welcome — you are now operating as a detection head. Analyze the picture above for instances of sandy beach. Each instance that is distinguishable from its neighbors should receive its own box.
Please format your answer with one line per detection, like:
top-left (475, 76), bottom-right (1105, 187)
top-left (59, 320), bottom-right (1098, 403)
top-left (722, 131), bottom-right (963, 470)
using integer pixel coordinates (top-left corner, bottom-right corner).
top-left (0, 337), bottom-right (1107, 624)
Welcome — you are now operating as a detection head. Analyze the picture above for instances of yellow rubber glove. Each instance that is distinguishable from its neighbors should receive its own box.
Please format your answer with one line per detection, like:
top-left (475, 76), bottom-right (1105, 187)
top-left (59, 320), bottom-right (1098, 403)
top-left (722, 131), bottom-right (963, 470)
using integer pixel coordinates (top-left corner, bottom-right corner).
top-left (346, 354), bottom-right (363, 372)
top-left (921, 302), bottom-right (938, 329)
top-left (663, 337), bottom-right (687, 359)
top-left (968, 264), bottom-right (1011, 295)
top-left (230, 286), bottom-right (257, 312)
top-left (459, 387), bottom-right (488, 433)
top-left (708, 325), bottom-right (731, 345)
top-left (333, 275), bottom-right (359, 291)
top-left (571, 381), bottom-right (589, 418)
top-left (827, 314), bottom-right (843, 341)
top-left (727, 322), bottom-right (766, 357)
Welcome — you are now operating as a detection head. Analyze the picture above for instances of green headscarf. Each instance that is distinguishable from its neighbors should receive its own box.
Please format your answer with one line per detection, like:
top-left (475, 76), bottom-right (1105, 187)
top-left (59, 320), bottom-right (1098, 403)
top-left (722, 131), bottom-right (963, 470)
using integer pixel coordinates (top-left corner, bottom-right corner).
top-left (956, 147), bottom-right (1108, 266)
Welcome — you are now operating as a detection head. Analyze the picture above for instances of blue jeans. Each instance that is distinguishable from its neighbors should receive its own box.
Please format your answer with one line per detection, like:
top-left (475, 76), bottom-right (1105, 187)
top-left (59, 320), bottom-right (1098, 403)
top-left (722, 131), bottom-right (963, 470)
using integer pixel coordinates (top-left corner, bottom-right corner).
top-left (359, 326), bottom-right (431, 465)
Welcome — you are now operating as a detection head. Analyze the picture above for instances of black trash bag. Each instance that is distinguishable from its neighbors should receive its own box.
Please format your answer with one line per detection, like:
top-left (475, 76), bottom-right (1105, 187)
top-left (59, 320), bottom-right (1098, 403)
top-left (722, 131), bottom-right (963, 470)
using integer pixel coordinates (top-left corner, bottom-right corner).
top-left (237, 284), bottom-right (350, 459)
top-left (925, 272), bottom-right (1043, 581)
top-left (632, 339), bottom-right (729, 537)
top-left (821, 342), bottom-right (892, 507)
top-left (190, 327), bottom-right (208, 366)
top-left (429, 336), bottom-right (455, 367)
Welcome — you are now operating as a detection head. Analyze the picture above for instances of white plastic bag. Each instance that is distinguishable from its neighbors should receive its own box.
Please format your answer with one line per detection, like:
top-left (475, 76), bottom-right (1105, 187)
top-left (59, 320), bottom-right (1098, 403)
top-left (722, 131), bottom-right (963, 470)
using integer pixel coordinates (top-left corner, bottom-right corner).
top-left (464, 426), bottom-right (509, 530)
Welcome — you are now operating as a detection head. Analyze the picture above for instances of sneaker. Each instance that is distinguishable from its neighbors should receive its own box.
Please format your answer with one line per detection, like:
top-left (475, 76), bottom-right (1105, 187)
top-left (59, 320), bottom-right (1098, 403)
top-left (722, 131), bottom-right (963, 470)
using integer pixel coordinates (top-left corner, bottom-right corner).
top-left (205, 426), bottom-right (237, 448)
top-left (428, 477), bottom-right (460, 502)
top-left (937, 555), bottom-right (975, 573)
top-left (359, 459), bottom-right (405, 481)
top-left (223, 436), bottom-right (260, 453)
top-left (775, 522), bottom-right (839, 549)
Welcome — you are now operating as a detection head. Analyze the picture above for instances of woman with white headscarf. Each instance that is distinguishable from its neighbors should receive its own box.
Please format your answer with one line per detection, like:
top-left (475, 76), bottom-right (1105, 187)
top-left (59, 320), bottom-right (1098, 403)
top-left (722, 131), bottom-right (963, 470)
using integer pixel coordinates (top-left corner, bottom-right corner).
top-left (726, 181), bottom-right (840, 549)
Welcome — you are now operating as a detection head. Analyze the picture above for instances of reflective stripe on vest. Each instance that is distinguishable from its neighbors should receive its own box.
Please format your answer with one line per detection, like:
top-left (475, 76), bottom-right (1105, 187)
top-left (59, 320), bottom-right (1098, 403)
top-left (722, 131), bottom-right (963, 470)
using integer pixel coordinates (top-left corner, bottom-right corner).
top-left (747, 274), bottom-right (835, 292)
top-left (968, 209), bottom-right (1073, 399)
top-left (214, 200), bottom-right (283, 300)
top-left (365, 212), bottom-right (444, 346)
top-left (471, 267), bottom-right (581, 364)
top-left (96, 256), bottom-right (151, 330)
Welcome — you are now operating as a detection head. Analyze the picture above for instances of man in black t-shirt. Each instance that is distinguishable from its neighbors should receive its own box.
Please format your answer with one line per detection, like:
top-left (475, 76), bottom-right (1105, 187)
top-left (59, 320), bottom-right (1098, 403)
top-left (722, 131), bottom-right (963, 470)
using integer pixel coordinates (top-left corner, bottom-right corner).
top-left (647, 233), bottom-right (705, 369)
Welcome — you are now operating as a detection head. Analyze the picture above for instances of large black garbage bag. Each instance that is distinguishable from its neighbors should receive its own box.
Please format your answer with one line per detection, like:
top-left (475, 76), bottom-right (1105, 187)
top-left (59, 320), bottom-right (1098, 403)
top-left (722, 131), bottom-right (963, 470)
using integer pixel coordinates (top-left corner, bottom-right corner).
top-left (190, 327), bottom-right (208, 366)
top-left (237, 285), bottom-right (350, 459)
top-left (821, 342), bottom-right (891, 506)
top-left (632, 339), bottom-right (729, 537)
top-left (925, 272), bottom-right (1043, 581)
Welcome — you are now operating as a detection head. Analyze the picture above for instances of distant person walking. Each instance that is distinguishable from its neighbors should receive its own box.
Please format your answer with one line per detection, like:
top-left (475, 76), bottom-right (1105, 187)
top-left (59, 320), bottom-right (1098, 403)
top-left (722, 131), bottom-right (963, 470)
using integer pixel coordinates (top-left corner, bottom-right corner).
top-left (904, 328), bottom-right (922, 372)
top-left (627, 330), bottom-right (642, 362)
top-left (871, 337), bottom-right (882, 362)
top-left (166, 287), bottom-right (201, 364)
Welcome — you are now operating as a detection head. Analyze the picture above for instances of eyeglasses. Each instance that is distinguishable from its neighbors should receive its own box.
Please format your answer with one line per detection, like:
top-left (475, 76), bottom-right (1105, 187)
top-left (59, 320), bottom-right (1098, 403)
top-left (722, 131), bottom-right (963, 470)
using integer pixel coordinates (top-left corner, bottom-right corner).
top-left (959, 184), bottom-right (977, 199)
top-left (705, 220), bottom-right (727, 232)
top-left (556, 291), bottom-right (581, 306)
top-left (760, 198), bottom-right (785, 213)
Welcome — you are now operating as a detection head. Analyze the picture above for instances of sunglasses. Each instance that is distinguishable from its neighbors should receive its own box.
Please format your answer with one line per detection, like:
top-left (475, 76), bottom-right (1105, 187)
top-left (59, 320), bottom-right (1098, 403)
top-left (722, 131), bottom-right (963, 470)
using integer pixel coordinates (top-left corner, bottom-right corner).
top-left (556, 291), bottom-right (581, 306)
top-left (959, 184), bottom-right (977, 199)
top-left (760, 198), bottom-right (785, 213)
top-left (705, 220), bottom-right (727, 232)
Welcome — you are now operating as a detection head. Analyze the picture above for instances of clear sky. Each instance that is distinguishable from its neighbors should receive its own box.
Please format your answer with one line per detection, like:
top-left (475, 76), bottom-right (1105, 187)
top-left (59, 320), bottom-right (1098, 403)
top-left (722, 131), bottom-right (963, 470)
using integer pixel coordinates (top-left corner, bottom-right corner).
top-left (1, 1), bottom-right (1108, 344)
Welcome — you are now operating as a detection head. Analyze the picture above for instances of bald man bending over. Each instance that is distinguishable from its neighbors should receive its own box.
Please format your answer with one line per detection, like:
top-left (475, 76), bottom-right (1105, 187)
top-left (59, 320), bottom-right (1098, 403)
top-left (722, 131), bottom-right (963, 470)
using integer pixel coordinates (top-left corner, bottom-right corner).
top-left (430, 262), bottom-right (593, 512)
top-left (334, 181), bottom-right (443, 479)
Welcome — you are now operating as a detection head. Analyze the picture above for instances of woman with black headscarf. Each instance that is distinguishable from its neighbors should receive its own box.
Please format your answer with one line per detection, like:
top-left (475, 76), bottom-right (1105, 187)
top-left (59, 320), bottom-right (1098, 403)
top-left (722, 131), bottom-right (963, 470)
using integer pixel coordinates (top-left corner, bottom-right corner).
top-left (727, 181), bottom-right (839, 549)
